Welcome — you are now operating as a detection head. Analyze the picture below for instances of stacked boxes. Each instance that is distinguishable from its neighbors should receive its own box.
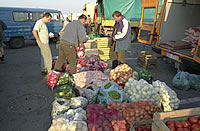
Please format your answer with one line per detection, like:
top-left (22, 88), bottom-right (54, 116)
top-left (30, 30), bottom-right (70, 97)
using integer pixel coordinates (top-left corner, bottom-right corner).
top-left (84, 37), bottom-right (111, 62)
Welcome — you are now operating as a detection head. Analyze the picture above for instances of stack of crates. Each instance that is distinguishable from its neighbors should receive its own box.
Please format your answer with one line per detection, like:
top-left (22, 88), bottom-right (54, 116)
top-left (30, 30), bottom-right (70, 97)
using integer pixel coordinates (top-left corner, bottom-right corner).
top-left (137, 51), bottom-right (157, 69)
top-left (84, 37), bottom-right (111, 62)
top-left (95, 37), bottom-right (111, 62)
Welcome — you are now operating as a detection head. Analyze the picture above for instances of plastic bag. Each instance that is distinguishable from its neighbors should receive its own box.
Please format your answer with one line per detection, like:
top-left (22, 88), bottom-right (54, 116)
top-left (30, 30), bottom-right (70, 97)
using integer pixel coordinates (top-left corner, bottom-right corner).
top-left (48, 115), bottom-right (70, 131)
top-left (57, 73), bottom-right (74, 86)
top-left (51, 98), bottom-right (71, 119)
top-left (98, 81), bottom-right (127, 105)
top-left (172, 71), bottom-right (190, 90)
top-left (189, 74), bottom-right (200, 91)
top-left (84, 84), bottom-right (99, 104)
top-left (54, 85), bottom-right (79, 99)
top-left (77, 42), bottom-right (85, 58)
top-left (66, 121), bottom-right (88, 131)
top-left (70, 97), bottom-right (88, 109)
top-left (47, 71), bottom-right (61, 90)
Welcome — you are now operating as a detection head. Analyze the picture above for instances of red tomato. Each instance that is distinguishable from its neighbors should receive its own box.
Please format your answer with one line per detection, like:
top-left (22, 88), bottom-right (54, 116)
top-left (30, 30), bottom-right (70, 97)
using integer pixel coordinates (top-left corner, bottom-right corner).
top-left (189, 116), bottom-right (198, 124)
top-left (181, 121), bottom-right (190, 128)
top-left (168, 125), bottom-right (176, 131)
top-left (175, 121), bottom-right (183, 128)
top-left (167, 121), bottom-right (175, 127)
top-left (191, 124), bottom-right (200, 130)
top-left (177, 128), bottom-right (184, 131)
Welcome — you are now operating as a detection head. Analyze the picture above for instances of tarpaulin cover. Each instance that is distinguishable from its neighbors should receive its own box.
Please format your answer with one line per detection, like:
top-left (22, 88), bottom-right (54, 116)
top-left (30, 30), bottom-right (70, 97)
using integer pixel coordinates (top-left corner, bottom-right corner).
top-left (101, 0), bottom-right (163, 21)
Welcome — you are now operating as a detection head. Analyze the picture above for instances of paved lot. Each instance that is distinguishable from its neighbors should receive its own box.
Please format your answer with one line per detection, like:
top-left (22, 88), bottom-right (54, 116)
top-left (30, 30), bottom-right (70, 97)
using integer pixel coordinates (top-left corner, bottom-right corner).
top-left (0, 41), bottom-right (199, 131)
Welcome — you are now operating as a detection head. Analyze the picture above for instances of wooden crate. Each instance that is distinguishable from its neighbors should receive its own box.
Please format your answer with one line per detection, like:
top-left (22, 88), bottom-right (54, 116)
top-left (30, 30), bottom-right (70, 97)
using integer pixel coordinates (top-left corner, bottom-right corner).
top-left (153, 107), bottom-right (200, 131)
top-left (85, 49), bottom-right (99, 56)
top-left (94, 37), bottom-right (111, 43)
top-left (84, 41), bottom-right (97, 49)
top-left (137, 51), bottom-right (157, 69)
top-left (130, 120), bottom-right (153, 131)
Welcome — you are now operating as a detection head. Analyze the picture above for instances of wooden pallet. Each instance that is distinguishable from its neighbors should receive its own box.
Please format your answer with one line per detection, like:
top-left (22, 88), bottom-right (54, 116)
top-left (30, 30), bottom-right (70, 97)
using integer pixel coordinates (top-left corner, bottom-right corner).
top-left (153, 107), bottom-right (200, 131)
top-left (137, 51), bottom-right (157, 69)
top-left (130, 120), bottom-right (153, 131)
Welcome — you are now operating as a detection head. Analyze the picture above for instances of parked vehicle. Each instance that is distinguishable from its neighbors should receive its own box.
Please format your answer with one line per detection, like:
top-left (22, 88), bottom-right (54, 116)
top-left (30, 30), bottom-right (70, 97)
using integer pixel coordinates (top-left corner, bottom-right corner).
top-left (138, 0), bottom-right (200, 72)
top-left (94, 0), bottom-right (163, 41)
top-left (0, 7), bottom-right (62, 48)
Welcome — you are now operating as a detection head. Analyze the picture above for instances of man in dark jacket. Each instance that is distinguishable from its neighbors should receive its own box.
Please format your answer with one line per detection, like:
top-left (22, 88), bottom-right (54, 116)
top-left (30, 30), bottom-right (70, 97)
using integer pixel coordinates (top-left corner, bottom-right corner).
top-left (0, 19), bottom-right (7, 63)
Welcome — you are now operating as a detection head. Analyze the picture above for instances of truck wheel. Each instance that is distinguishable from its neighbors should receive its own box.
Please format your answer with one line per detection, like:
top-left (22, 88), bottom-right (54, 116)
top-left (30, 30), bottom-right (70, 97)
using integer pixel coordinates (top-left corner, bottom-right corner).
top-left (10, 38), bottom-right (24, 49)
top-left (131, 28), bottom-right (137, 42)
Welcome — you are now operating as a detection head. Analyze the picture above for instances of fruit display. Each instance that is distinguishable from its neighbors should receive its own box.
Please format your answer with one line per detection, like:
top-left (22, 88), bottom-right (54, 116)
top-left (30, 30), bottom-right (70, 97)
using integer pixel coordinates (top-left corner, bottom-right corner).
top-left (97, 81), bottom-right (127, 105)
top-left (153, 80), bottom-right (180, 111)
top-left (109, 64), bottom-right (132, 88)
top-left (54, 85), bottom-right (78, 99)
top-left (166, 116), bottom-right (200, 131)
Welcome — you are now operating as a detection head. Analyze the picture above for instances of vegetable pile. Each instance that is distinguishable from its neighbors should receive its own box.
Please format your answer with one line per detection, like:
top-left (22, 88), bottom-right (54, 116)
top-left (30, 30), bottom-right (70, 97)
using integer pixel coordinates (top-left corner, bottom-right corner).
top-left (166, 116), bottom-right (200, 131)
top-left (56, 73), bottom-right (74, 86)
top-left (124, 78), bottom-right (160, 105)
top-left (73, 71), bottom-right (109, 88)
top-left (137, 69), bottom-right (153, 84)
top-left (109, 64), bottom-right (132, 88)
top-left (98, 81), bottom-right (127, 105)
top-left (153, 80), bottom-right (180, 111)
top-left (54, 85), bottom-right (78, 99)
top-left (47, 71), bottom-right (61, 90)
top-left (86, 104), bottom-right (127, 131)
top-left (66, 56), bottom-right (108, 73)
top-left (108, 101), bottom-right (161, 124)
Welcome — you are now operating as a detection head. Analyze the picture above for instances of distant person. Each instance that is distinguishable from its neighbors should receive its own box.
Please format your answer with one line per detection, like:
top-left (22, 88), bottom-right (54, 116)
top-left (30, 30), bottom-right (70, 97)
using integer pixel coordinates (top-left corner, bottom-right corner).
top-left (87, 15), bottom-right (92, 34)
top-left (54, 14), bottom-right (89, 74)
top-left (110, 11), bottom-right (131, 69)
top-left (32, 13), bottom-right (53, 75)
top-left (59, 17), bottom-right (70, 37)
top-left (0, 19), bottom-right (7, 64)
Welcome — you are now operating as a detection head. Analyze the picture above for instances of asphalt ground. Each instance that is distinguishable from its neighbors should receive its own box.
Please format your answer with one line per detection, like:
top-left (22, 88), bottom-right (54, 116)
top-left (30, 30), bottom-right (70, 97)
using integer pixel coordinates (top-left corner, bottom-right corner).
top-left (0, 40), bottom-right (199, 131)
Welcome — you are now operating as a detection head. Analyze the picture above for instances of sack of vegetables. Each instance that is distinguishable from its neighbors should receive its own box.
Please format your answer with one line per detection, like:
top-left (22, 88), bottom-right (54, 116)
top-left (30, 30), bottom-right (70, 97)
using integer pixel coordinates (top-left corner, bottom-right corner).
top-left (54, 85), bottom-right (79, 99)
top-left (189, 74), bottom-right (200, 91)
top-left (137, 69), bottom-right (153, 84)
top-left (51, 98), bottom-right (71, 119)
top-left (57, 73), bottom-right (74, 86)
top-left (97, 81), bottom-right (127, 106)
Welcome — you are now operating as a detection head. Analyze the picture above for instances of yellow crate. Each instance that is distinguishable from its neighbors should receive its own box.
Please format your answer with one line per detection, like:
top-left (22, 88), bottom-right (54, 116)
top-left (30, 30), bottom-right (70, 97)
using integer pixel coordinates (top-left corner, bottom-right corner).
top-left (85, 49), bottom-right (99, 56)
top-left (94, 37), bottom-right (111, 43)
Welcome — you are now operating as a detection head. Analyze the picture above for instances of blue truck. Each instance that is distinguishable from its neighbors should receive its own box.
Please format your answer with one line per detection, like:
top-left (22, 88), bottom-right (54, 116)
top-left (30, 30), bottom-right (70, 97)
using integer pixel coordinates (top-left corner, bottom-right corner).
top-left (0, 7), bottom-right (62, 48)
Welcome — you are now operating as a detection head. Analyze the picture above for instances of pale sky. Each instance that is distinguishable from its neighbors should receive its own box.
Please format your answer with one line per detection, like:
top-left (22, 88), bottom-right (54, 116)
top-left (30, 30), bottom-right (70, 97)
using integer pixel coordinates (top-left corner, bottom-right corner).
top-left (0, 0), bottom-right (96, 14)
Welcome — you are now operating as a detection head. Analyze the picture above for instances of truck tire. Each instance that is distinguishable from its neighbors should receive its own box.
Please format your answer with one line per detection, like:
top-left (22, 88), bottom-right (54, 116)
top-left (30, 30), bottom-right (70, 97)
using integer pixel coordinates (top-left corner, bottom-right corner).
top-left (9, 37), bottom-right (24, 49)
top-left (131, 28), bottom-right (137, 42)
